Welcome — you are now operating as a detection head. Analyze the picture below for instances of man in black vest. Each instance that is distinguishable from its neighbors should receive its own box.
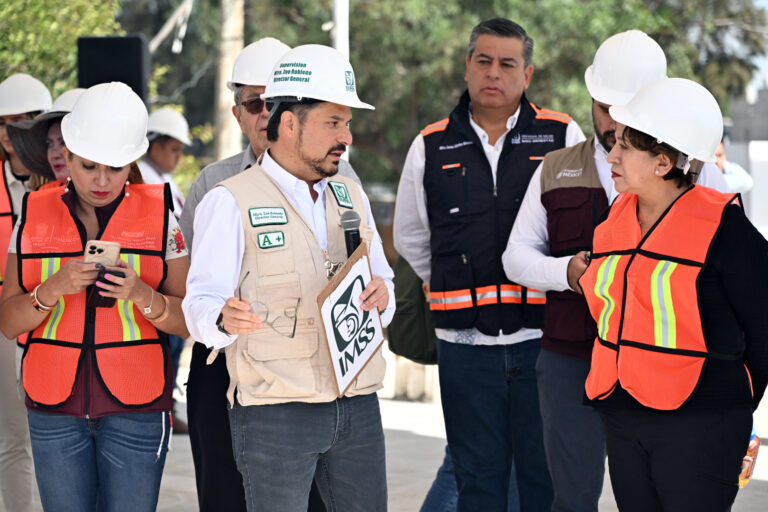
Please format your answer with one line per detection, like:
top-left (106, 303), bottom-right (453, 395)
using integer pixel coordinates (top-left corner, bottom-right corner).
top-left (394, 18), bottom-right (584, 512)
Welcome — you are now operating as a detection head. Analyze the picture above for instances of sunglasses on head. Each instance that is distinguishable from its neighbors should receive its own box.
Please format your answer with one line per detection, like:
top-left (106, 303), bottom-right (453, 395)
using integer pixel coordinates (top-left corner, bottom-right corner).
top-left (239, 97), bottom-right (267, 115)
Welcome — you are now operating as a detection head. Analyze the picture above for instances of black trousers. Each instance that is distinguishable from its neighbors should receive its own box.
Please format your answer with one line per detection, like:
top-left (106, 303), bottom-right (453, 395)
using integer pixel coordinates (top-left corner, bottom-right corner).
top-left (187, 342), bottom-right (327, 512)
top-left (598, 406), bottom-right (752, 512)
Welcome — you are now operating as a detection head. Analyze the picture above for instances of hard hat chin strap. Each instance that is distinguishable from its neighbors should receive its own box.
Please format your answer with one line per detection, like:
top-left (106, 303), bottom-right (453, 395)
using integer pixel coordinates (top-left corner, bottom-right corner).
top-left (676, 153), bottom-right (693, 174)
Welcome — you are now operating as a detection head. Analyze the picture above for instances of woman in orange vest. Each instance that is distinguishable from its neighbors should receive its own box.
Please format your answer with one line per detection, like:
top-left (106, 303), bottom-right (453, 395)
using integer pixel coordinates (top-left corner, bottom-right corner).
top-left (7, 88), bottom-right (85, 191)
top-left (0, 82), bottom-right (190, 512)
top-left (578, 77), bottom-right (768, 512)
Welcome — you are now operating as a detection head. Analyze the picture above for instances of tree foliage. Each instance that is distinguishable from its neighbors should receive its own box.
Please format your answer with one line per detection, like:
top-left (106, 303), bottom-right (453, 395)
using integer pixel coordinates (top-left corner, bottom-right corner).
top-left (0, 0), bottom-right (122, 97)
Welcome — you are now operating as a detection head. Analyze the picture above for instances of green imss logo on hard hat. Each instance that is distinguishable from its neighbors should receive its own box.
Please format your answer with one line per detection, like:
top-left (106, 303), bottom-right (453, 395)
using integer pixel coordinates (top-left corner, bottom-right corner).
top-left (345, 71), bottom-right (355, 92)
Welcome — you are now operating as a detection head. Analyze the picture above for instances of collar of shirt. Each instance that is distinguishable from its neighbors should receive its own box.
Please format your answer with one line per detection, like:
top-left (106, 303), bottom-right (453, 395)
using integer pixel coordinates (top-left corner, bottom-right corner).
top-left (261, 149), bottom-right (331, 248)
top-left (467, 103), bottom-right (521, 181)
top-left (4, 160), bottom-right (30, 188)
top-left (241, 144), bottom-right (260, 172)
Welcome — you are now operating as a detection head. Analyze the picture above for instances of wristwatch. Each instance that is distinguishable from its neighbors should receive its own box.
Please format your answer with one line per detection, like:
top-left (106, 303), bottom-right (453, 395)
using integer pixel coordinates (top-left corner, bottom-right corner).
top-left (216, 312), bottom-right (230, 335)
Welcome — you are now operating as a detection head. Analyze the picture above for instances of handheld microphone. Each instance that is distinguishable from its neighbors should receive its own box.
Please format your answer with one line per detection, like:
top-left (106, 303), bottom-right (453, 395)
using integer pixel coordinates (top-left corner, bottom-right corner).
top-left (340, 211), bottom-right (361, 257)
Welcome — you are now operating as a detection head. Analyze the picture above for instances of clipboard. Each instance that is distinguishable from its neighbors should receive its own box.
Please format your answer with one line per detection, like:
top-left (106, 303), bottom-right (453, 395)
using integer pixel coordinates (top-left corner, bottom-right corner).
top-left (316, 241), bottom-right (385, 396)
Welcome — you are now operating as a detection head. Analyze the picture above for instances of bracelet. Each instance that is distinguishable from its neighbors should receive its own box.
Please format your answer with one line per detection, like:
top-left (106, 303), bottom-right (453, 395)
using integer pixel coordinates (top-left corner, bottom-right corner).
top-left (144, 292), bottom-right (170, 323)
top-left (143, 289), bottom-right (155, 316)
top-left (31, 284), bottom-right (56, 313)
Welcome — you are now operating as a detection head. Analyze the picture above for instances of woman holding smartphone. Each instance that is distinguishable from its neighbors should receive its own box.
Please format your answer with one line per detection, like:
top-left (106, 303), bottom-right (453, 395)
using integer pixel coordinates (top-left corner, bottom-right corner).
top-left (0, 82), bottom-right (190, 512)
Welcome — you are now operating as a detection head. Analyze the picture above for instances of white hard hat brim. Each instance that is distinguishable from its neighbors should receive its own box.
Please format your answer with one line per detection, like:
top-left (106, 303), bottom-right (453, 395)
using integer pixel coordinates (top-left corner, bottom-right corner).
top-left (260, 92), bottom-right (375, 111)
top-left (584, 65), bottom-right (635, 107)
top-left (61, 113), bottom-right (149, 167)
top-left (609, 104), bottom-right (717, 163)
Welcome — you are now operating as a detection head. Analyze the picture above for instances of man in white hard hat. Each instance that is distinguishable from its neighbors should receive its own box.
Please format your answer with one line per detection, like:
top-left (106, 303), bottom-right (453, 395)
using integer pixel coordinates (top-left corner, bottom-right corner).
top-left (0, 72), bottom-right (51, 512)
top-left (138, 108), bottom-right (192, 217)
top-left (394, 18), bottom-right (585, 512)
top-left (183, 44), bottom-right (394, 511)
top-left (501, 30), bottom-right (727, 512)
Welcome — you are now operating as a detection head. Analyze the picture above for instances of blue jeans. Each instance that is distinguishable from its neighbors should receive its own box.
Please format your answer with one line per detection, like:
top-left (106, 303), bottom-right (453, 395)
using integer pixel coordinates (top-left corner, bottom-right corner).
top-left (437, 338), bottom-right (553, 512)
top-left (27, 409), bottom-right (170, 512)
top-left (229, 394), bottom-right (386, 512)
top-left (421, 445), bottom-right (520, 512)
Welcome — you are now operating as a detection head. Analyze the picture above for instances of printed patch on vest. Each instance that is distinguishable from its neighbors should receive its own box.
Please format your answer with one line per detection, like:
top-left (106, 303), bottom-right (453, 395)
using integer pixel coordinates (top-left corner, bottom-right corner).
top-left (438, 141), bottom-right (473, 151)
top-left (556, 168), bottom-right (584, 179)
top-left (329, 181), bottom-right (354, 209)
top-left (509, 134), bottom-right (556, 144)
top-left (257, 231), bottom-right (285, 249)
top-left (441, 163), bottom-right (461, 170)
top-left (249, 207), bottom-right (288, 226)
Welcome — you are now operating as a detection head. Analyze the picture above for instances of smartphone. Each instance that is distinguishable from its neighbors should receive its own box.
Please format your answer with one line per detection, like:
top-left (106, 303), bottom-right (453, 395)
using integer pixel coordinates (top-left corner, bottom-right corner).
top-left (86, 268), bottom-right (126, 308)
top-left (83, 240), bottom-right (120, 267)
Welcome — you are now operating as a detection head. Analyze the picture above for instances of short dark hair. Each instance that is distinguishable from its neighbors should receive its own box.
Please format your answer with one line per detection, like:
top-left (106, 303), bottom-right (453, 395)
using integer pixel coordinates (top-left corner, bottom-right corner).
top-left (266, 99), bottom-right (322, 142)
top-left (623, 126), bottom-right (694, 188)
top-left (468, 18), bottom-right (533, 68)
top-left (148, 134), bottom-right (174, 151)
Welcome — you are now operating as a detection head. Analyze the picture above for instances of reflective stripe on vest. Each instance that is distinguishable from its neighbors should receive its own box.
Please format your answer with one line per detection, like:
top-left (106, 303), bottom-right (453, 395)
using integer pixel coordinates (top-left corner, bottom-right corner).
top-left (19, 185), bottom-right (170, 408)
top-left (430, 284), bottom-right (544, 310)
top-left (581, 187), bottom-right (739, 410)
top-left (594, 254), bottom-right (621, 341)
top-left (651, 260), bottom-right (678, 349)
top-left (39, 257), bottom-right (66, 339)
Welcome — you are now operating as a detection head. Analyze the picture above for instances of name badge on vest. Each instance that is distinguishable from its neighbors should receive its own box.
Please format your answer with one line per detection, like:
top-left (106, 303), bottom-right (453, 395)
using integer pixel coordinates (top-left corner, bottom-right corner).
top-left (249, 207), bottom-right (288, 227)
top-left (257, 231), bottom-right (285, 249)
top-left (329, 181), bottom-right (353, 209)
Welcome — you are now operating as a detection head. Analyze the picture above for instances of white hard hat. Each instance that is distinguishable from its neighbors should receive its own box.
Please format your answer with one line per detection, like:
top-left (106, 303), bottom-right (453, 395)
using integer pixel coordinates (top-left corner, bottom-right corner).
top-left (51, 88), bottom-right (86, 113)
top-left (585, 30), bottom-right (667, 106)
top-left (227, 37), bottom-right (291, 90)
top-left (147, 108), bottom-right (191, 145)
top-left (262, 44), bottom-right (374, 110)
top-left (0, 73), bottom-right (53, 116)
top-left (609, 77), bottom-right (723, 164)
top-left (61, 82), bottom-right (149, 167)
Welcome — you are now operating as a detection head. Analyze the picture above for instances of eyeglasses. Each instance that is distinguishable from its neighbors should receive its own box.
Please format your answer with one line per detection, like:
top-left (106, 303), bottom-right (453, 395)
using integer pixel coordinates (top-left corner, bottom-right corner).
top-left (237, 271), bottom-right (301, 338)
top-left (238, 97), bottom-right (266, 115)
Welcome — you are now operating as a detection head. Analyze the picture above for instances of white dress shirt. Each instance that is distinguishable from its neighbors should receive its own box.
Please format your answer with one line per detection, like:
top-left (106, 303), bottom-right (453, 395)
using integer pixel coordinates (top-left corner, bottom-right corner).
top-left (138, 159), bottom-right (185, 217)
top-left (722, 160), bottom-right (754, 194)
top-left (183, 149), bottom-right (395, 350)
top-left (502, 138), bottom-right (731, 293)
top-left (393, 105), bottom-right (585, 346)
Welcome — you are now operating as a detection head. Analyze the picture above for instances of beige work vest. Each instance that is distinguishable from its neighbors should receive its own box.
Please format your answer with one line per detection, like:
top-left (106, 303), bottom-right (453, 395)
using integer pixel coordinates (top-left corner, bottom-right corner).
top-left (219, 165), bottom-right (386, 405)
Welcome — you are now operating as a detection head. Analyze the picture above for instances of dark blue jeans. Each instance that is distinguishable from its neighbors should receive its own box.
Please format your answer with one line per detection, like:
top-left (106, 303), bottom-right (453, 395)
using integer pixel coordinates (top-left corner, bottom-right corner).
top-left (229, 394), bottom-right (386, 512)
top-left (27, 409), bottom-right (170, 512)
top-left (437, 338), bottom-right (553, 512)
top-left (420, 445), bottom-right (520, 512)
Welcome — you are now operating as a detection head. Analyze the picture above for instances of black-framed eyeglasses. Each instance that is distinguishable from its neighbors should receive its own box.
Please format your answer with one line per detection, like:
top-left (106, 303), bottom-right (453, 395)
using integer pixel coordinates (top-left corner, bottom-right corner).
top-left (238, 97), bottom-right (266, 115)
top-left (237, 271), bottom-right (301, 338)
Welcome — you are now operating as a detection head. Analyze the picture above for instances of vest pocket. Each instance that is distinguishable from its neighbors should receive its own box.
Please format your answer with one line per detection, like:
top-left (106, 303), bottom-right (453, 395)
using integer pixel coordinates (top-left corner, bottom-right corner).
top-left (542, 188), bottom-right (593, 255)
top-left (240, 326), bottom-right (319, 399)
top-left (22, 342), bottom-right (81, 406)
top-left (352, 347), bottom-right (387, 391)
top-left (429, 252), bottom-right (478, 328)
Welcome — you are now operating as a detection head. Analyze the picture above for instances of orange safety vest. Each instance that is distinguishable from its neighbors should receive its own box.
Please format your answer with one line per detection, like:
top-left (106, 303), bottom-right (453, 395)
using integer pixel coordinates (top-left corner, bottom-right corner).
top-left (37, 180), bottom-right (64, 191)
top-left (580, 186), bottom-right (740, 410)
top-left (0, 161), bottom-right (14, 294)
top-left (17, 184), bottom-right (169, 408)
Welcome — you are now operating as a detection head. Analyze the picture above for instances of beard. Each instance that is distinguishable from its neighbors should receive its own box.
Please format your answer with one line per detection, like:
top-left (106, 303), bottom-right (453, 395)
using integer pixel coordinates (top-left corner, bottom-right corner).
top-left (297, 129), bottom-right (345, 178)
top-left (593, 117), bottom-right (616, 152)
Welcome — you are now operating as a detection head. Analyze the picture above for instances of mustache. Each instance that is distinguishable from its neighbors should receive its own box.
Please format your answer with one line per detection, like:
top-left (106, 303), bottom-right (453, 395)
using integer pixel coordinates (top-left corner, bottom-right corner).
top-left (327, 145), bottom-right (347, 156)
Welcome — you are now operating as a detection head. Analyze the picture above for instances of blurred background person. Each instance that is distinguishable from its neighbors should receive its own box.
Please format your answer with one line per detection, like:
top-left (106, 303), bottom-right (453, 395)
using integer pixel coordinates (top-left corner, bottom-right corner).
top-left (0, 82), bottom-right (190, 512)
top-left (139, 107), bottom-right (191, 217)
top-left (715, 139), bottom-right (754, 193)
top-left (0, 71), bottom-right (51, 512)
top-left (8, 88), bottom-right (85, 191)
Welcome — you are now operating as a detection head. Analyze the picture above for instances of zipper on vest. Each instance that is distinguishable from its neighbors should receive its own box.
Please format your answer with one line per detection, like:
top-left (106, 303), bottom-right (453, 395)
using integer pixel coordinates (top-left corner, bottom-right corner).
top-left (493, 186), bottom-right (498, 198)
top-left (84, 302), bottom-right (96, 418)
top-left (461, 253), bottom-right (468, 264)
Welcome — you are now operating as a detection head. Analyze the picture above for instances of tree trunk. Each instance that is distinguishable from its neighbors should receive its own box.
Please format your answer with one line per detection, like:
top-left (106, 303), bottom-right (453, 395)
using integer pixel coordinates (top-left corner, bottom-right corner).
top-left (214, 0), bottom-right (244, 160)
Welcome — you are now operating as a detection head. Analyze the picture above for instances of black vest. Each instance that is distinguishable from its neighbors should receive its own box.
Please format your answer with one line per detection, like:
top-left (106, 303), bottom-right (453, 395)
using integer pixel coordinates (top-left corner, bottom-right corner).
top-left (423, 91), bottom-right (570, 336)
